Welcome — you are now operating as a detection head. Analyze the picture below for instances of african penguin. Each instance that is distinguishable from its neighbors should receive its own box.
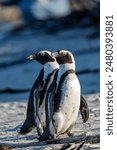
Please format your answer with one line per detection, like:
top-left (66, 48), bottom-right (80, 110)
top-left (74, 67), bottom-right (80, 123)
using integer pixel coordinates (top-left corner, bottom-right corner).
top-left (39, 50), bottom-right (81, 140)
top-left (54, 51), bottom-right (89, 124)
top-left (20, 50), bottom-right (59, 135)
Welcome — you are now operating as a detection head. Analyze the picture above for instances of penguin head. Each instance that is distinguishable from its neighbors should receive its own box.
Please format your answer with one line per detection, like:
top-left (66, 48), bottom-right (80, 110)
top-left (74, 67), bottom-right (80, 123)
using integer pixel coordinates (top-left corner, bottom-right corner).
top-left (53, 50), bottom-right (75, 65)
top-left (27, 50), bottom-right (56, 65)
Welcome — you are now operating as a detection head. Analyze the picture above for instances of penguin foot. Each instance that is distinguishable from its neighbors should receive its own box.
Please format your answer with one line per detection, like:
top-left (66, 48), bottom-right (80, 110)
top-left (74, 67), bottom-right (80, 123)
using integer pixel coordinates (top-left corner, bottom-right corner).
top-left (19, 119), bottom-right (34, 134)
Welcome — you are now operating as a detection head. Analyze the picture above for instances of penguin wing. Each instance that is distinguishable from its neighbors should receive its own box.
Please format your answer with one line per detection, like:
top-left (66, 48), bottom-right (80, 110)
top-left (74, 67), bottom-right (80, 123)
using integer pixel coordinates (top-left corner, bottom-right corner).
top-left (30, 69), bottom-right (44, 96)
top-left (80, 95), bottom-right (89, 123)
top-left (27, 69), bottom-right (44, 109)
top-left (19, 69), bottom-right (44, 135)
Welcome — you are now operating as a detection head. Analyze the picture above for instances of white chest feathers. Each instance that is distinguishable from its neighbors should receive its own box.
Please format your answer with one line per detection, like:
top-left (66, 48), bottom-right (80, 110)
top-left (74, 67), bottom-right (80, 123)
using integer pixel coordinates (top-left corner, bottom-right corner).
top-left (50, 73), bottom-right (81, 135)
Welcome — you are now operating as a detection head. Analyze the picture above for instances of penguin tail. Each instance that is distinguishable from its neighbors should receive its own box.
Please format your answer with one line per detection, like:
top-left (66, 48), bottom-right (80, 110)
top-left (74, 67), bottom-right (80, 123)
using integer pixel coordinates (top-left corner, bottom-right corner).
top-left (19, 120), bottom-right (34, 134)
top-left (39, 129), bottom-right (51, 141)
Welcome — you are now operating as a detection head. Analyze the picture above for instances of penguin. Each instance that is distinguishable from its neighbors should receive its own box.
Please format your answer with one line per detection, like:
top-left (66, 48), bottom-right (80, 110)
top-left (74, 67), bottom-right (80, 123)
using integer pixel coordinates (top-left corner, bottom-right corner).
top-left (53, 51), bottom-right (89, 124)
top-left (20, 50), bottom-right (59, 135)
top-left (39, 50), bottom-right (81, 140)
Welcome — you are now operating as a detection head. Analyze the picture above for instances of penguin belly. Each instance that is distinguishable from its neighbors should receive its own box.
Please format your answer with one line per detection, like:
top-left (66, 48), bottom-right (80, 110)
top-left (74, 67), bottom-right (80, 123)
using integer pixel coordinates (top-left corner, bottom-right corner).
top-left (50, 74), bottom-right (80, 136)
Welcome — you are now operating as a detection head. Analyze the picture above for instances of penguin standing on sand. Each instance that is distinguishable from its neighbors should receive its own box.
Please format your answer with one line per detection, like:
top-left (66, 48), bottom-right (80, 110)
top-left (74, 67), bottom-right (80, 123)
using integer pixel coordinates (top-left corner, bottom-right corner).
top-left (40, 50), bottom-right (83, 140)
top-left (20, 50), bottom-right (59, 135)
top-left (20, 50), bottom-right (89, 136)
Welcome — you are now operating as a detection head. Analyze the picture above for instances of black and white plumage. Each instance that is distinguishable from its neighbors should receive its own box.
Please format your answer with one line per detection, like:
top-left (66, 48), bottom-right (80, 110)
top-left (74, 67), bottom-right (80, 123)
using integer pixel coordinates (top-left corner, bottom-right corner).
top-left (54, 50), bottom-right (89, 124)
top-left (39, 50), bottom-right (81, 140)
top-left (20, 49), bottom-right (89, 138)
top-left (20, 50), bottom-right (59, 135)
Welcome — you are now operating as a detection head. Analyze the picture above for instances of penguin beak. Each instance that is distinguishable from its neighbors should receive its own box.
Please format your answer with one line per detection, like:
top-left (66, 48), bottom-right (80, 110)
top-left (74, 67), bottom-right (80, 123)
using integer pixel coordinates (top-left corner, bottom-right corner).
top-left (27, 54), bottom-right (36, 60)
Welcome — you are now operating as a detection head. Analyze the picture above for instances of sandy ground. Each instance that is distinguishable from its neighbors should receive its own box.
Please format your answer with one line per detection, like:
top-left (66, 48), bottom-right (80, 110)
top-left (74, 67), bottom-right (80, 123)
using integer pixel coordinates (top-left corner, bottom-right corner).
top-left (0, 93), bottom-right (100, 150)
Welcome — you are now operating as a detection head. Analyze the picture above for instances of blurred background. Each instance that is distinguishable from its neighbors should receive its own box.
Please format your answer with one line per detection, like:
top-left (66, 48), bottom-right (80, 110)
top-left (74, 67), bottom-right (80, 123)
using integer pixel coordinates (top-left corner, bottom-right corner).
top-left (0, 0), bottom-right (100, 102)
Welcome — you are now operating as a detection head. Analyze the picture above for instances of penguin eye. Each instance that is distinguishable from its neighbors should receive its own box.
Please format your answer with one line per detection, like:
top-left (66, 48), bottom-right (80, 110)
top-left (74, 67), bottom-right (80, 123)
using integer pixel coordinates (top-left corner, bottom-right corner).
top-left (40, 52), bottom-right (45, 56)
top-left (61, 52), bottom-right (67, 56)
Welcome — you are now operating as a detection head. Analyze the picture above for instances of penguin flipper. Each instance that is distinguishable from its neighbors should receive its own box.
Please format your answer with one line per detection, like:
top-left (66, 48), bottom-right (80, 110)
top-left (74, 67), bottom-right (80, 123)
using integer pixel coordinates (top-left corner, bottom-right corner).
top-left (80, 96), bottom-right (89, 123)
top-left (27, 69), bottom-right (44, 113)
top-left (20, 69), bottom-right (44, 134)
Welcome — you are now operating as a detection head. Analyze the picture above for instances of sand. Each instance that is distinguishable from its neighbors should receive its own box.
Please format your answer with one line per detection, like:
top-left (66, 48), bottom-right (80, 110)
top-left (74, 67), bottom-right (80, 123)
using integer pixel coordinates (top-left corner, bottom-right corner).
top-left (0, 93), bottom-right (100, 150)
